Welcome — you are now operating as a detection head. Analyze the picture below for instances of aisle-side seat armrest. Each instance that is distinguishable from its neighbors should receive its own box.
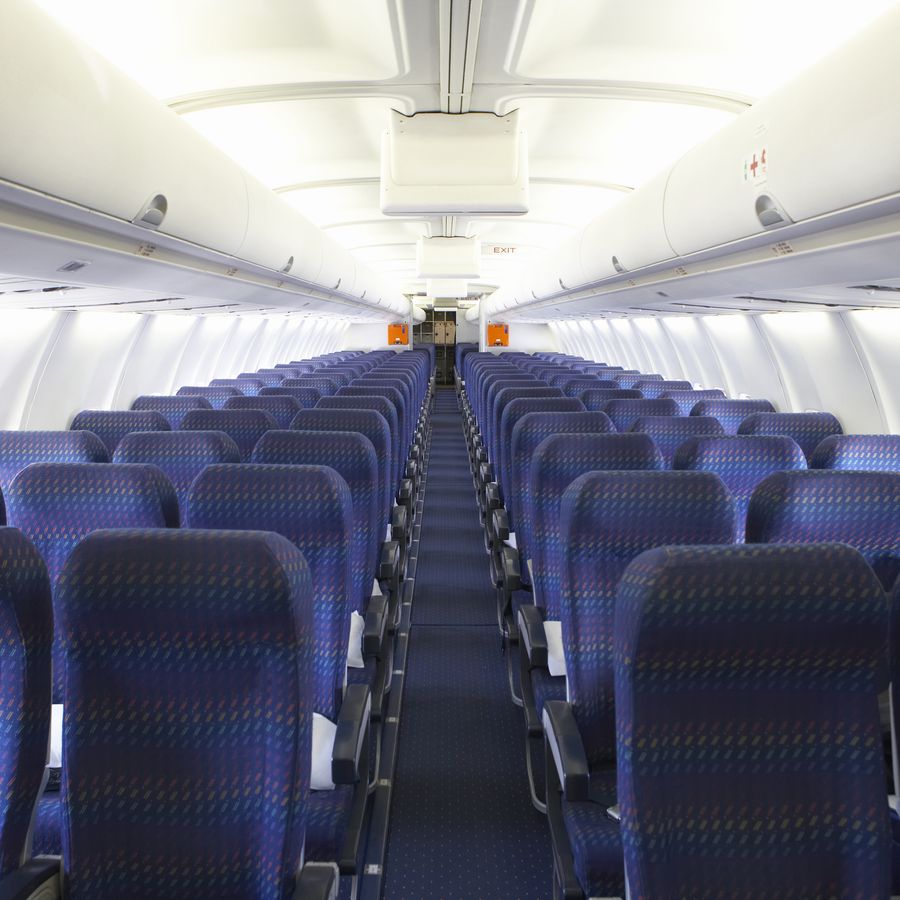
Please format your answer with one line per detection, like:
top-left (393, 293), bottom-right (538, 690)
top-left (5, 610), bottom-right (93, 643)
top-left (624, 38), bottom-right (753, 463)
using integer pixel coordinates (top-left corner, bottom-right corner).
top-left (491, 507), bottom-right (509, 544)
top-left (363, 594), bottom-right (389, 657)
top-left (485, 482), bottom-right (503, 512)
top-left (397, 478), bottom-right (413, 506)
top-left (293, 862), bottom-right (339, 900)
top-left (0, 857), bottom-right (60, 900)
top-left (518, 605), bottom-right (548, 668)
top-left (405, 459), bottom-right (418, 482)
top-left (500, 546), bottom-right (521, 592)
top-left (543, 702), bottom-right (589, 802)
top-left (380, 541), bottom-right (400, 584)
top-left (391, 505), bottom-right (408, 545)
top-left (332, 684), bottom-right (371, 785)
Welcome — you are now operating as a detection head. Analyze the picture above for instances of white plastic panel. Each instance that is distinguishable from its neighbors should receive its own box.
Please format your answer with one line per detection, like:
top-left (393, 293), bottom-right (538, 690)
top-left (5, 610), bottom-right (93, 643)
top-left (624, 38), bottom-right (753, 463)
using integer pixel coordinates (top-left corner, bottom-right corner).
top-left (758, 311), bottom-right (882, 432)
top-left (631, 317), bottom-right (685, 380)
top-left (844, 309), bottom-right (900, 433)
top-left (656, 317), bottom-right (726, 392)
top-left (0, 309), bottom-right (60, 429)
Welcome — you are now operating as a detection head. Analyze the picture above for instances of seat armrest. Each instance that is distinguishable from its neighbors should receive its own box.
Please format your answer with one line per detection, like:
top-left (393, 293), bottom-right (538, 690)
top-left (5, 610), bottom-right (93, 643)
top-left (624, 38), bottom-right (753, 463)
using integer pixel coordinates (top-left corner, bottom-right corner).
top-left (380, 540), bottom-right (400, 583)
top-left (500, 546), bottom-right (521, 592)
top-left (293, 862), bottom-right (339, 900)
top-left (484, 482), bottom-right (503, 512)
top-left (363, 594), bottom-right (389, 657)
top-left (391, 505), bottom-right (408, 545)
top-left (405, 458), bottom-right (418, 482)
top-left (606, 805), bottom-right (621, 822)
top-left (543, 701), bottom-right (589, 802)
top-left (491, 507), bottom-right (510, 544)
top-left (0, 857), bottom-right (60, 900)
top-left (518, 605), bottom-right (548, 668)
top-left (397, 478), bottom-right (413, 506)
top-left (332, 684), bottom-right (371, 785)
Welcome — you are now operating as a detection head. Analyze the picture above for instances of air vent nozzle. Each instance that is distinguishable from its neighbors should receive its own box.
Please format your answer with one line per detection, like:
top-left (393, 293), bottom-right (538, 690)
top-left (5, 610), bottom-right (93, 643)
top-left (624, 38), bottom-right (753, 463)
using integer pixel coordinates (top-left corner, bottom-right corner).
top-left (132, 194), bottom-right (168, 230)
top-left (755, 193), bottom-right (792, 229)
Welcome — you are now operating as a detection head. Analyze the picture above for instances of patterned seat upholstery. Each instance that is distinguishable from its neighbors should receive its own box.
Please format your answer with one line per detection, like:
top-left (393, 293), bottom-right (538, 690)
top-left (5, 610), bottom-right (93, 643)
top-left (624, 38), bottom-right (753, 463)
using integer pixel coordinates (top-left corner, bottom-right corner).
top-left (673, 435), bottom-right (806, 537)
top-left (632, 379), bottom-right (693, 398)
top-left (690, 398), bottom-right (775, 435)
top-left (738, 411), bottom-right (843, 462)
top-left (130, 394), bottom-right (212, 429)
top-left (561, 378), bottom-right (616, 398)
top-left (746, 470), bottom-right (900, 590)
top-left (187, 465), bottom-right (362, 867)
top-left (615, 543), bottom-right (891, 898)
top-left (0, 528), bottom-right (52, 877)
top-left (239, 371), bottom-right (285, 386)
top-left (0, 430), bottom-right (109, 496)
top-left (283, 376), bottom-right (341, 396)
top-left (175, 385), bottom-right (241, 409)
top-left (259, 386), bottom-right (323, 408)
top-left (580, 388), bottom-right (642, 410)
top-left (497, 398), bottom-right (585, 503)
top-left (113, 430), bottom-right (241, 517)
top-left (481, 377), bottom-right (538, 442)
top-left (810, 434), bottom-right (900, 472)
top-left (510, 411), bottom-right (615, 571)
top-left (355, 377), bottom-right (413, 446)
top-left (209, 377), bottom-right (261, 396)
top-left (630, 415), bottom-right (725, 467)
top-left (252, 430), bottom-right (379, 614)
top-left (180, 408), bottom-right (278, 462)
top-left (660, 388), bottom-right (727, 416)
top-left (224, 394), bottom-right (302, 428)
top-left (235, 377), bottom-right (267, 394)
top-left (5, 462), bottom-right (178, 703)
top-left (614, 373), bottom-right (661, 389)
top-left (601, 398), bottom-right (679, 433)
top-left (552, 470), bottom-right (736, 899)
top-left (491, 388), bottom-right (564, 471)
top-left (70, 409), bottom-right (170, 455)
top-left (56, 529), bottom-right (314, 900)
top-left (525, 433), bottom-right (664, 727)
top-left (316, 397), bottom-right (400, 489)
top-left (290, 409), bottom-right (392, 523)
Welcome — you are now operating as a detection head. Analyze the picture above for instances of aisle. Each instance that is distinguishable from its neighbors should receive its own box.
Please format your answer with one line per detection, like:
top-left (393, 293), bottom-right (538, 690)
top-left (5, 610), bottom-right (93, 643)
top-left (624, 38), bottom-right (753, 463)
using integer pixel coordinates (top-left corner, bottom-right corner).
top-left (381, 388), bottom-right (551, 898)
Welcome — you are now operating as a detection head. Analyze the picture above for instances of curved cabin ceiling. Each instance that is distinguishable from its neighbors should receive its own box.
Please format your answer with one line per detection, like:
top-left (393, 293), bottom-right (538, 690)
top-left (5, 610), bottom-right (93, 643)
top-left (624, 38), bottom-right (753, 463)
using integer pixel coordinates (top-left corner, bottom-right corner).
top-left (30, 0), bottom-right (900, 299)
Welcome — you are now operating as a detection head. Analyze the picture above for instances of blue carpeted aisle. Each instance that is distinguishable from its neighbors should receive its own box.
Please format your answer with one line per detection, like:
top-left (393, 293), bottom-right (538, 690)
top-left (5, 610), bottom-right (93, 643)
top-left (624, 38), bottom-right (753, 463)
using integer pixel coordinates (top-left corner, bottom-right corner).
top-left (381, 388), bottom-right (551, 898)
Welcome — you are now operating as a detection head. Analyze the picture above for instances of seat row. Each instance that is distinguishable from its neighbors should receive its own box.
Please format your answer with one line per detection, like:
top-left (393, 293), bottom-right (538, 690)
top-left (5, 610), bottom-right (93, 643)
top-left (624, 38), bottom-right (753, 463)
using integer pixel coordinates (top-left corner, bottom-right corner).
top-left (0, 348), bottom-right (435, 898)
top-left (456, 350), bottom-right (900, 898)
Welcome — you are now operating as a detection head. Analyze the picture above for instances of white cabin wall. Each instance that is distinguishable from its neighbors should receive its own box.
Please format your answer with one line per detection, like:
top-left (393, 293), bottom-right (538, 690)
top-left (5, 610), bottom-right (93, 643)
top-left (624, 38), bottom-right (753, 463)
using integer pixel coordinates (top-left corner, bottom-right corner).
top-left (0, 308), bottom-right (348, 430)
top-left (506, 322), bottom-right (556, 353)
top-left (344, 322), bottom-right (392, 351)
top-left (553, 308), bottom-right (900, 434)
top-left (455, 314), bottom-right (479, 344)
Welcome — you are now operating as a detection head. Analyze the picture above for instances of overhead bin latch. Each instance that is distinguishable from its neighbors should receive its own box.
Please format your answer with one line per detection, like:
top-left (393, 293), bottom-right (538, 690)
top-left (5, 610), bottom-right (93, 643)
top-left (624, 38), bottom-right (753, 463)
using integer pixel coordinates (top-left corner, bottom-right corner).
top-left (132, 194), bottom-right (168, 230)
top-left (755, 193), bottom-right (793, 230)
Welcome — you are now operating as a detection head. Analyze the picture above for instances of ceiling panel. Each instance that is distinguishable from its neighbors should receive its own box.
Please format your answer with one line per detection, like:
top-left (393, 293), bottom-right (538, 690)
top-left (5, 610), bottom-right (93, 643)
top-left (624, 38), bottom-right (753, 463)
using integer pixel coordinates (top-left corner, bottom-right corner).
top-left (31, 0), bottom-right (405, 98)
top-left (513, 0), bottom-right (898, 99)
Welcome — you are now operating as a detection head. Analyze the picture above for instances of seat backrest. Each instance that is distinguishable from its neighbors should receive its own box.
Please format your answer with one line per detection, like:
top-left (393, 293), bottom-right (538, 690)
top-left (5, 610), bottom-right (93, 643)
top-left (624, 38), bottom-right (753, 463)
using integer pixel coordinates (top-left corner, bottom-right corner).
top-left (481, 376), bottom-right (538, 432)
top-left (510, 411), bottom-right (615, 569)
top-left (580, 388), bottom-right (642, 410)
top-left (209, 378), bottom-right (261, 396)
top-left (630, 415), bottom-right (725, 467)
top-left (187, 465), bottom-right (352, 722)
top-left (259, 386), bottom-right (323, 408)
top-left (601, 398), bottom-right (680, 433)
top-left (0, 528), bottom-right (52, 878)
top-left (560, 470), bottom-right (736, 768)
top-left (57, 529), bottom-right (314, 900)
top-left (282, 377), bottom-right (340, 396)
top-left (252, 430), bottom-right (379, 613)
top-left (660, 388), bottom-right (727, 416)
top-left (238, 372), bottom-right (285, 389)
top-left (5, 463), bottom-right (178, 700)
top-left (290, 409), bottom-right (392, 522)
top-left (70, 410), bottom-right (170, 455)
top-left (615, 542), bottom-right (891, 898)
top-left (497, 398), bottom-right (585, 503)
top-left (691, 398), bottom-right (776, 435)
top-left (175, 385), bottom-right (241, 409)
top-left (633, 379), bottom-right (693, 398)
top-left (562, 377), bottom-right (617, 398)
top-left (673, 435), bottom-right (806, 536)
top-left (130, 395), bottom-right (212, 429)
top-left (529, 434), bottom-right (665, 615)
top-left (224, 395), bottom-right (301, 428)
top-left (113, 430), bottom-right (241, 515)
top-left (180, 409), bottom-right (278, 462)
top-left (491, 387), bottom-right (564, 466)
top-left (0, 431), bottom-right (109, 496)
top-left (747, 470), bottom-right (900, 590)
top-left (738, 411), bottom-right (843, 462)
top-left (614, 373), bottom-right (660, 389)
top-left (810, 434), bottom-right (900, 472)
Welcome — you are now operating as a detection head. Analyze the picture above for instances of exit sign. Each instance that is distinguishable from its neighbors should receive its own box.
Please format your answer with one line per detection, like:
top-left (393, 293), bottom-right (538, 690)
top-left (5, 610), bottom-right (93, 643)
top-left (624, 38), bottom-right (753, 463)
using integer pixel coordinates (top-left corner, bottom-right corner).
top-left (483, 244), bottom-right (518, 256)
